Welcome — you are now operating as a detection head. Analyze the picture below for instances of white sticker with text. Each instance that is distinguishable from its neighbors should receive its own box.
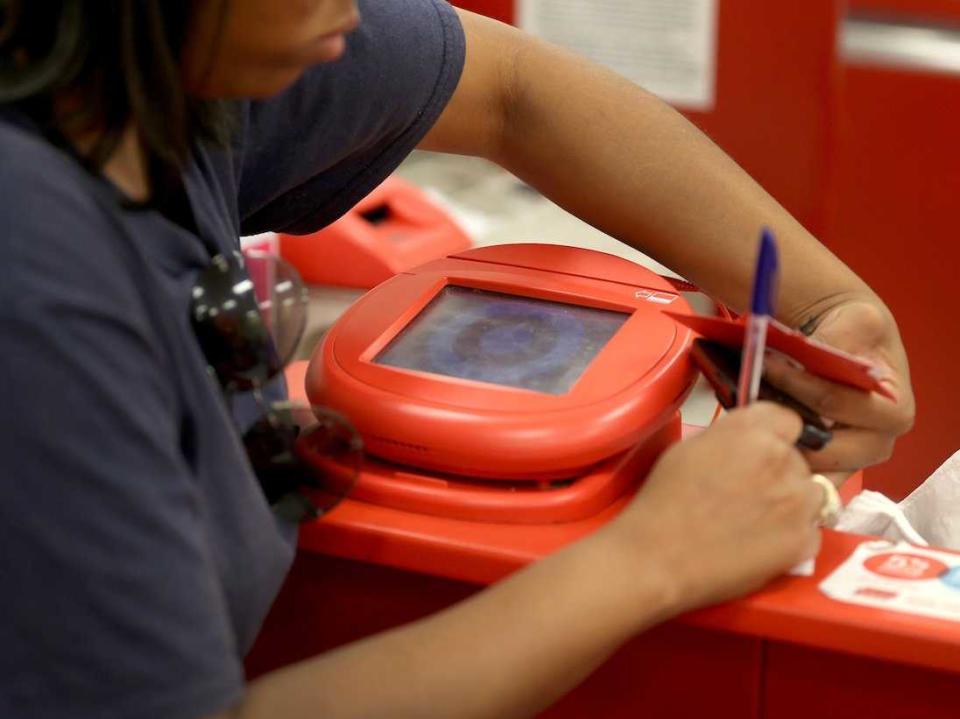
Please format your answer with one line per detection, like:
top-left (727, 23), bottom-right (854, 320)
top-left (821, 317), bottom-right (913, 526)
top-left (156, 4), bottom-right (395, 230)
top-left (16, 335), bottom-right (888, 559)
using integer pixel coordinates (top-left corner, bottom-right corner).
top-left (820, 541), bottom-right (960, 622)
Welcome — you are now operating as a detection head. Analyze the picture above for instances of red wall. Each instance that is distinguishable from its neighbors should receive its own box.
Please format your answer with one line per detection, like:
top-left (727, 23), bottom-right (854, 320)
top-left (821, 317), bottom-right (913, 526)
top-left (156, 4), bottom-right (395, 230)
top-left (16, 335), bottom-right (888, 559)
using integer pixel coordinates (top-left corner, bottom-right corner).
top-left (454, 0), bottom-right (841, 237)
top-left (826, 11), bottom-right (960, 496)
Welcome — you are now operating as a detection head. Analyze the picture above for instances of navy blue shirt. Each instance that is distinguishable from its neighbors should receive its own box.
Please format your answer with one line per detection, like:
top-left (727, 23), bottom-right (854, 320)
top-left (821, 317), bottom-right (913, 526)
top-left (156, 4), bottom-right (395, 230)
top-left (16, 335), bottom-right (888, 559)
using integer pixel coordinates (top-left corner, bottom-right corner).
top-left (0, 2), bottom-right (464, 718)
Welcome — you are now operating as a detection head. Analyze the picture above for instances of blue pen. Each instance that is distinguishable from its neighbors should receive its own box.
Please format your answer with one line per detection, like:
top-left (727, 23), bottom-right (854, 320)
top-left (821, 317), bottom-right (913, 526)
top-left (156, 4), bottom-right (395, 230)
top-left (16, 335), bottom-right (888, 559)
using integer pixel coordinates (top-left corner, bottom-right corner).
top-left (737, 228), bottom-right (779, 407)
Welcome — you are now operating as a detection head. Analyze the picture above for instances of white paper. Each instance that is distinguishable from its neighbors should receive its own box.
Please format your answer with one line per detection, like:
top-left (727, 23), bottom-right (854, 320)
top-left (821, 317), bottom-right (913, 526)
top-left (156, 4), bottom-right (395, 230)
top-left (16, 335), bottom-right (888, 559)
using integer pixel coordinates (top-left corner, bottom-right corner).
top-left (240, 232), bottom-right (279, 253)
top-left (820, 541), bottom-right (960, 622)
top-left (900, 450), bottom-right (960, 549)
top-left (518, 0), bottom-right (719, 110)
top-left (833, 490), bottom-right (929, 546)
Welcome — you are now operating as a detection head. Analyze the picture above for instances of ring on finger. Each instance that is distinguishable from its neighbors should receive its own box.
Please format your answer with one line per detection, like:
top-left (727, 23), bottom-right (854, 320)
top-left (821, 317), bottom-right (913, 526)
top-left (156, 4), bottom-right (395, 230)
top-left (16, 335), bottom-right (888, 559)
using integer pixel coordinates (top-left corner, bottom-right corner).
top-left (811, 474), bottom-right (841, 525)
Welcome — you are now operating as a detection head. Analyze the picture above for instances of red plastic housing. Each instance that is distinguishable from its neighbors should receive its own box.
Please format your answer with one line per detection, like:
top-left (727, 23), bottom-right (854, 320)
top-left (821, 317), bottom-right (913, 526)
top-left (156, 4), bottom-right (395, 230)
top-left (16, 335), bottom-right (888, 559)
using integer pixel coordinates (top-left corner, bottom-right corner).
top-left (306, 244), bottom-right (697, 481)
top-left (279, 176), bottom-right (472, 289)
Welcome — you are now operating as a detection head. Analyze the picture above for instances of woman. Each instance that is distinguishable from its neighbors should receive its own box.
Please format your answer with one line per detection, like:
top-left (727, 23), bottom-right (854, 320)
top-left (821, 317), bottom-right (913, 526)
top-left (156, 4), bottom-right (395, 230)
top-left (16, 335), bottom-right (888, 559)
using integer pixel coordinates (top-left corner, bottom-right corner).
top-left (0, 2), bottom-right (914, 718)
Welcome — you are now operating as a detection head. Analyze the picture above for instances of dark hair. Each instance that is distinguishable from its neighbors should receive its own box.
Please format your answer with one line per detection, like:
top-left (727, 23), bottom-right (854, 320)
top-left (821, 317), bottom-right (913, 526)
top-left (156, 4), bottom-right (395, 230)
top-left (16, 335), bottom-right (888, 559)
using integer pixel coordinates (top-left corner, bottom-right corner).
top-left (0, 0), bottom-right (232, 199)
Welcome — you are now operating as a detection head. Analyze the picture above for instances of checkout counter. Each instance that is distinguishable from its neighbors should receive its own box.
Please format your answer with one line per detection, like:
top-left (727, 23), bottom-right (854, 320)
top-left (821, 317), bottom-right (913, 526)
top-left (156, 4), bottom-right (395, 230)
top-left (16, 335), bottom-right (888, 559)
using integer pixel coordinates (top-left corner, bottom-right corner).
top-left (244, 243), bottom-right (960, 718)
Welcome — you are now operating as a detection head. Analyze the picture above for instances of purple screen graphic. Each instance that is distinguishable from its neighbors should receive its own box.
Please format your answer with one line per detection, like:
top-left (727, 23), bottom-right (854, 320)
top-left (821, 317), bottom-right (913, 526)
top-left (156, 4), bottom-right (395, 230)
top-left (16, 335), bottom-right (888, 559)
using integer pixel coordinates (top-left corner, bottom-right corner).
top-left (374, 286), bottom-right (629, 395)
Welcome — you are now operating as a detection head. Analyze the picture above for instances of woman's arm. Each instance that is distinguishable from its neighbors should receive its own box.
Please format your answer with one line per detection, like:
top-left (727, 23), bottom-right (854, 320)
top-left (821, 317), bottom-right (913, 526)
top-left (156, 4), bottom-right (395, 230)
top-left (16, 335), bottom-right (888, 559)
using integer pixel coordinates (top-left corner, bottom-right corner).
top-left (219, 404), bottom-right (821, 719)
top-left (420, 9), bottom-right (914, 476)
top-left (420, 12), bottom-right (859, 319)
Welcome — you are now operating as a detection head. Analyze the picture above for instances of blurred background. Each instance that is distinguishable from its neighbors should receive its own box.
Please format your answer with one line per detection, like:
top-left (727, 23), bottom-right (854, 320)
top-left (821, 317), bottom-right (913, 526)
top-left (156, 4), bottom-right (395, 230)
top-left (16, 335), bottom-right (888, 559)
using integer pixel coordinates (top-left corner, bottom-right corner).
top-left (290, 0), bottom-right (960, 500)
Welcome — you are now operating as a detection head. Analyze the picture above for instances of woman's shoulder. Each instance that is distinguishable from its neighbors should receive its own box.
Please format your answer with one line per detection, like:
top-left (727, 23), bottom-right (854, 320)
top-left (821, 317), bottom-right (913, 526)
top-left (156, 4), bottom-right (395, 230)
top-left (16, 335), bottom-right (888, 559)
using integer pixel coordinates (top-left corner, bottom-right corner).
top-left (0, 118), bottom-right (136, 302)
top-left (0, 117), bottom-right (108, 220)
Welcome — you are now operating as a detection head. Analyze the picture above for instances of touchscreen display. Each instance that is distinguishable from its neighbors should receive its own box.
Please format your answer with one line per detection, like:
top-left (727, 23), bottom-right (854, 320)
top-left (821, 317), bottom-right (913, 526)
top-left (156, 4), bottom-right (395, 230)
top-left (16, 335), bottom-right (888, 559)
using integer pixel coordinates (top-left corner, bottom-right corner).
top-left (374, 286), bottom-right (629, 395)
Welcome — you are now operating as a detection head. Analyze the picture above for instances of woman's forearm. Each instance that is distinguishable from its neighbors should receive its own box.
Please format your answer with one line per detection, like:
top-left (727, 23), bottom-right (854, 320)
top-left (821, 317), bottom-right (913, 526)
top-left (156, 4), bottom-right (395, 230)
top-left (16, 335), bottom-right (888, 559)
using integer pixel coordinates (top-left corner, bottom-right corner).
top-left (492, 32), bottom-right (881, 328)
top-left (233, 525), bottom-right (676, 719)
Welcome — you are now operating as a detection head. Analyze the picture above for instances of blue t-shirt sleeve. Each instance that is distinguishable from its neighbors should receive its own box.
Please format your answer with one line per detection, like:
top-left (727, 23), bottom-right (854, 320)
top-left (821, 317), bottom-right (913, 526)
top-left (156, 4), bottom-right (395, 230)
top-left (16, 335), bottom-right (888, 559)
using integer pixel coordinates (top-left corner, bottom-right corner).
top-left (236, 0), bottom-right (465, 235)
top-left (0, 160), bottom-right (243, 719)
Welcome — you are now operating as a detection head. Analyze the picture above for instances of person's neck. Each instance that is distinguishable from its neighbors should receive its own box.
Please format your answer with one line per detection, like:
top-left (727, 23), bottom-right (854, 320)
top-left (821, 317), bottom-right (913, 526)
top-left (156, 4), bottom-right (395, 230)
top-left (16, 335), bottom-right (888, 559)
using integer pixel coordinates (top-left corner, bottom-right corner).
top-left (54, 93), bottom-right (151, 202)
top-left (85, 125), bottom-right (152, 203)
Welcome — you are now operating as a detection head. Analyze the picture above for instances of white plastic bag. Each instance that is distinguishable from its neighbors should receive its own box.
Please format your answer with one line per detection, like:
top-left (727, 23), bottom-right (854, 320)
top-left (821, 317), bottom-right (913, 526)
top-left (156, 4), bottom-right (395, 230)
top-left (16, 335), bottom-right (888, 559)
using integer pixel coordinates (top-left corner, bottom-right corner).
top-left (834, 449), bottom-right (960, 549)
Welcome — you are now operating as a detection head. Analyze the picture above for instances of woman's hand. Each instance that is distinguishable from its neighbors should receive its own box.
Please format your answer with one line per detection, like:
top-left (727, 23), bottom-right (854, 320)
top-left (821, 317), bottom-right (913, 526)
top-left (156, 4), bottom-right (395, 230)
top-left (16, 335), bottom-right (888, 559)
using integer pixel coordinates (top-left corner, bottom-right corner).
top-left (604, 403), bottom-right (824, 614)
top-left (764, 300), bottom-right (915, 481)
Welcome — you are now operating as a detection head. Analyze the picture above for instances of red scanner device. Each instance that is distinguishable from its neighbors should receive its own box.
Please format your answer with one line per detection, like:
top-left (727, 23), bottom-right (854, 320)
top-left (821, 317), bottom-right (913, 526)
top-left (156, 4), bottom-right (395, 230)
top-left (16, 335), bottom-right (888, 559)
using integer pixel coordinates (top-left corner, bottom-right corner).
top-left (303, 243), bottom-right (698, 524)
top-left (279, 176), bottom-right (472, 289)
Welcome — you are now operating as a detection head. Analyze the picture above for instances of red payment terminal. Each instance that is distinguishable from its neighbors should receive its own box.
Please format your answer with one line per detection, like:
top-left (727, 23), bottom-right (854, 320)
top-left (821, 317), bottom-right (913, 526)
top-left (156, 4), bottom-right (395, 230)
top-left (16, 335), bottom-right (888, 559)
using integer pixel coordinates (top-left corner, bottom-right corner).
top-left (306, 243), bottom-right (698, 482)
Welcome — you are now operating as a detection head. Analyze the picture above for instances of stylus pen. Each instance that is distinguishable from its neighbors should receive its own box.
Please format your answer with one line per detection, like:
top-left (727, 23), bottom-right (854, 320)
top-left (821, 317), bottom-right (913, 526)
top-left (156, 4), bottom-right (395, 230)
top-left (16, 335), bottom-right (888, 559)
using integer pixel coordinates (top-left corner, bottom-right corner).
top-left (737, 228), bottom-right (779, 407)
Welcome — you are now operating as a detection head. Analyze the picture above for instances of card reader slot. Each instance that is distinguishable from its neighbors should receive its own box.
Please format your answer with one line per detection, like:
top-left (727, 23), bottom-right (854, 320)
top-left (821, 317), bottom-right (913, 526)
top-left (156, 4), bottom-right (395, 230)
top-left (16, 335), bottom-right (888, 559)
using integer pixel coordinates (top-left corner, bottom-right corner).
top-left (690, 339), bottom-right (832, 451)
